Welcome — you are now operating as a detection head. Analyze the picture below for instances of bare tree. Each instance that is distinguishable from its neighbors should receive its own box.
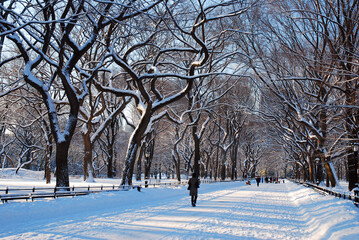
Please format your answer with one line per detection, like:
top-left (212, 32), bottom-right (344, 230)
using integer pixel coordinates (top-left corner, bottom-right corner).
top-left (0, 0), bottom-right (163, 188)
top-left (232, 0), bottom-right (359, 188)
top-left (94, 1), bottom-right (255, 185)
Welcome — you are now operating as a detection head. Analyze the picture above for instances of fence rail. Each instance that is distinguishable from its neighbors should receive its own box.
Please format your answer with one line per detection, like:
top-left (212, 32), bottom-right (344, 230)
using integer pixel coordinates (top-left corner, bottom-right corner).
top-left (0, 184), bottom-right (137, 203)
top-left (0, 178), bottom-right (220, 203)
top-left (294, 180), bottom-right (359, 207)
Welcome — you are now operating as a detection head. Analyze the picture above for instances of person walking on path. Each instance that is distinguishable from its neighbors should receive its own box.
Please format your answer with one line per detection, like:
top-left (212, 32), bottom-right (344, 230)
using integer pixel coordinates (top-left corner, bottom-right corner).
top-left (256, 176), bottom-right (261, 187)
top-left (188, 173), bottom-right (200, 207)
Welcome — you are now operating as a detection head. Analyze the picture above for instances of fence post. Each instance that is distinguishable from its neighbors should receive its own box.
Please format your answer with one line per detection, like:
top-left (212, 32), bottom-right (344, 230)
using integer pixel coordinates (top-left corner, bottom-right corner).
top-left (354, 187), bottom-right (359, 207)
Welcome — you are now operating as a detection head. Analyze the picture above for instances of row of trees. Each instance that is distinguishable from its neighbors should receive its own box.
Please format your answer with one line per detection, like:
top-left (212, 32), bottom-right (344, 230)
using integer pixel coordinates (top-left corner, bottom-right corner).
top-left (1, 0), bottom-right (358, 191)
top-left (237, 0), bottom-right (359, 190)
top-left (0, 0), bottom-right (267, 188)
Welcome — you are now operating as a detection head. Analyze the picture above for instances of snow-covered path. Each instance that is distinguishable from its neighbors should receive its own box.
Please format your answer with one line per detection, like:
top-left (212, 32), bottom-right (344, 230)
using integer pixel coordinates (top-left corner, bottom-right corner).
top-left (1, 181), bottom-right (359, 239)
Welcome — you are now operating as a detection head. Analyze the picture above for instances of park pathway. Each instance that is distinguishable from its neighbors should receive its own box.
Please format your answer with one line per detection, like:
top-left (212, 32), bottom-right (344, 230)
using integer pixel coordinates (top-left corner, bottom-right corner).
top-left (1, 181), bottom-right (359, 239)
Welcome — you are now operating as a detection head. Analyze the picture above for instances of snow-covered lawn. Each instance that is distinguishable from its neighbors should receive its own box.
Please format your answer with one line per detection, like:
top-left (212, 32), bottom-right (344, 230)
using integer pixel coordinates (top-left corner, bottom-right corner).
top-left (1, 174), bottom-right (359, 240)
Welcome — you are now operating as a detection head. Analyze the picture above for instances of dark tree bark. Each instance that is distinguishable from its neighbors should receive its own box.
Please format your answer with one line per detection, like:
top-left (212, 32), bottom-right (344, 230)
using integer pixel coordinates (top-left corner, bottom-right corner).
top-left (55, 141), bottom-right (71, 189)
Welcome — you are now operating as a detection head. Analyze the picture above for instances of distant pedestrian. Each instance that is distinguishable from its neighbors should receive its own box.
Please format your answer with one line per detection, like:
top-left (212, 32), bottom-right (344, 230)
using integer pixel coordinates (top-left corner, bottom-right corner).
top-left (256, 177), bottom-right (261, 187)
top-left (188, 173), bottom-right (200, 207)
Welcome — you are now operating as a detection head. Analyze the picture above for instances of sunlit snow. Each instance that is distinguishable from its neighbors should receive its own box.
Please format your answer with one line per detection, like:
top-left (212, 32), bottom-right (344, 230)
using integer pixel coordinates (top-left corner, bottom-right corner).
top-left (0, 170), bottom-right (359, 239)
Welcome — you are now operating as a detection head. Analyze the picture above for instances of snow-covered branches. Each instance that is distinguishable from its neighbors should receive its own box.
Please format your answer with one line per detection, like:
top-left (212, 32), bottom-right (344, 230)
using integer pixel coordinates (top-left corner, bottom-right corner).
top-left (0, 0), bottom-right (276, 187)
top-left (235, 0), bottom-right (359, 188)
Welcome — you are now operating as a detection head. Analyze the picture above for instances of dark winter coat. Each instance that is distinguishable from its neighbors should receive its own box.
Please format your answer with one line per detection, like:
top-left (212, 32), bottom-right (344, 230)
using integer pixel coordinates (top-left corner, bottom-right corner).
top-left (188, 177), bottom-right (200, 196)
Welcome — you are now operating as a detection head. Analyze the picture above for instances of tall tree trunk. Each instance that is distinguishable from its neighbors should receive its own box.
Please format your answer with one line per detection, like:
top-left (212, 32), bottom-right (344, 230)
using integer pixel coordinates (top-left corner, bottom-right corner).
top-left (121, 105), bottom-right (152, 186)
top-left (316, 161), bottom-right (322, 184)
top-left (302, 164), bottom-right (306, 182)
top-left (43, 119), bottom-right (53, 184)
top-left (308, 157), bottom-right (314, 183)
top-left (231, 139), bottom-right (239, 180)
top-left (121, 140), bottom-right (139, 186)
top-left (106, 118), bottom-right (117, 178)
top-left (45, 143), bottom-right (52, 184)
top-left (295, 162), bottom-right (300, 180)
top-left (317, 106), bottom-right (336, 187)
top-left (345, 126), bottom-right (357, 191)
top-left (145, 157), bottom-right (151, 182)
top-left (107, 144), bottom-right (114, 178)
top-left (346, 99), bottom-right (358, 190)
top-left (192, 126), bottom-right (200, 177)
top-left (83, 134), bottom-right (95, 182)
top-left (55, 141), bottom-right (70, 189)
top-left (347, 141), bottom-right (358, 191)
top-left (205, 151), bottom-right (211, 179)
top-left (172, 152), bottom-right (181, 183)
top-left (323, 160), bottom-right (336, 187)
top-left (175, 161), bottom-right (181, 182)
top-left (221, 163), bottom-right (226, 180)
top-left (136, 146), bottom-right (143, 181)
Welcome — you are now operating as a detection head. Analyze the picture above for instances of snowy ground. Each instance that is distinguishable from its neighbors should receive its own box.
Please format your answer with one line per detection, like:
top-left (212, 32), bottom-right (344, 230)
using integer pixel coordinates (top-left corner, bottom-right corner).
top-left (1, 171), bottom-right (359, 239)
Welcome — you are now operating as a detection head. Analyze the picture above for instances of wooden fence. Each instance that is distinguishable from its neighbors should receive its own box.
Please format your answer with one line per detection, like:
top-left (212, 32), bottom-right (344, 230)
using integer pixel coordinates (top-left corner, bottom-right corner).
top-left (0, 178), bottom-right (219, 203)
top-left (0, 185), bottom-right (136, 203)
